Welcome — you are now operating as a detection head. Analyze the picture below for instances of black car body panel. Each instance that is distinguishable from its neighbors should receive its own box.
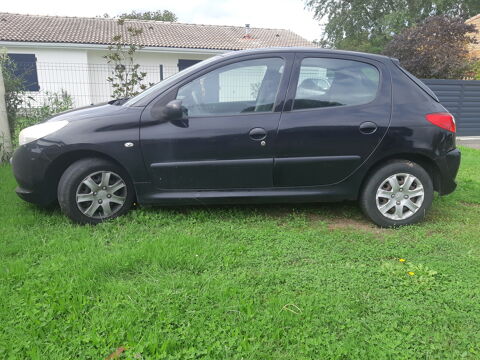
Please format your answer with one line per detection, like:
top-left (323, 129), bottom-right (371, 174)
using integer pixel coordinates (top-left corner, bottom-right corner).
top-left (12, 47), bottom-right (460, 208)
top-left (12, 105), bottom-right (146, 205)
top-left (274, 52), bottom-right (392, 187)
top-left (139, 52), bottom-right (296, 190)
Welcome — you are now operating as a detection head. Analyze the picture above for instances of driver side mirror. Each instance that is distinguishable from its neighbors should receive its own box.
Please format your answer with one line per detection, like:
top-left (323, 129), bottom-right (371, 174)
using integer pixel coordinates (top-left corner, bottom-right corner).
top-left (151, 99), bottom-right (187, 122)
top-left (163, 99), bottom-right (187, 121)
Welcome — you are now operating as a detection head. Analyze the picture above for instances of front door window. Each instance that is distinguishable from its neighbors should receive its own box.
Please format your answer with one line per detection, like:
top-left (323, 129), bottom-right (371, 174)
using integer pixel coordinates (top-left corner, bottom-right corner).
top-left (176, 58), bottom-right (285, 117)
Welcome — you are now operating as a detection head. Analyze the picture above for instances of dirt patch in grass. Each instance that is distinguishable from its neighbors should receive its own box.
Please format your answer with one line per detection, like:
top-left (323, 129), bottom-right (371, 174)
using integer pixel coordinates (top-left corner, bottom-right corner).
top-left (309, 213), bottom-right (381, 231)
top-left (260, 203), bottom-right (389, 236)
top-left (327, 219), bottom-right (391, 240)
top-left (302, 212), bottom-right (391, 238)
top-left (460, 201), bottom-right (480, 208)
top-left (325, 216), bottom-right (377, 231)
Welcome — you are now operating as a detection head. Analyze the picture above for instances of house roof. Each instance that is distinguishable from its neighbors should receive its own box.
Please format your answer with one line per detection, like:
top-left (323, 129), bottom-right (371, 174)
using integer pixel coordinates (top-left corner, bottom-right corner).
top-left (0, 12), bottom-right (313, 51)
top-left (466, 13), bottom-right (480, 58)
top-left (466, 13), bottom-right (480, 24)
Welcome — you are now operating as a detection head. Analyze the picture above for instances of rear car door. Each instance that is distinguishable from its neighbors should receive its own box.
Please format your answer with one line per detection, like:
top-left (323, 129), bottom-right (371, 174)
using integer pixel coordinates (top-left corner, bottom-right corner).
top-left (274, 53), bottom-right (391, 187)
top-left (140, 54), bottom-right (293, 190)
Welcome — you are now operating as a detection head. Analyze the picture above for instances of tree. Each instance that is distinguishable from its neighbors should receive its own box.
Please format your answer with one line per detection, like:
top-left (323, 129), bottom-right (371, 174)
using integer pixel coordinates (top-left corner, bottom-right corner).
top-left (383, 16), bottom-right (478, 79)
top-left (118, 10), bottom-right (177, 22)
top-left (305, 0), bottom-right (480, 53)
top-left (0, 52), bottom-right (25, 137)
top-left (102, 10), bottom-right (177, 22)
top-left (474, 61), bottom-right (480, 80)
top-left (104, 20), bottom-right (153, 99)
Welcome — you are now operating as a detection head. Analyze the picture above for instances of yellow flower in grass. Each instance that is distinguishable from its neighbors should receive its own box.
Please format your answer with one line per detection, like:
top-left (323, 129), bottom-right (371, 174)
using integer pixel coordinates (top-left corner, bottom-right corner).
top-left (399, 258), bottom-right (406, 263)
top-left (408, 271), bottom-right (415, 276)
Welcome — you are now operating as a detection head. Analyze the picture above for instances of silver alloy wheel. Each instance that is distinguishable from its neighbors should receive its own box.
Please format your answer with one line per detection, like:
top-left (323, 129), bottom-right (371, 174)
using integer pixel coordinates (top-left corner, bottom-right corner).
top-left (75, 171), bottom-right (127, 219)
top-left (376, 173), bottom-right (425, 221)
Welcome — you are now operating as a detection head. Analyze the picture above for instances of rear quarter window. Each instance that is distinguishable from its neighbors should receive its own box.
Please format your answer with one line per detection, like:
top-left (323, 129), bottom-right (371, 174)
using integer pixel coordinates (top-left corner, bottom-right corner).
top-left (393, 61), bottom-right (439, 102)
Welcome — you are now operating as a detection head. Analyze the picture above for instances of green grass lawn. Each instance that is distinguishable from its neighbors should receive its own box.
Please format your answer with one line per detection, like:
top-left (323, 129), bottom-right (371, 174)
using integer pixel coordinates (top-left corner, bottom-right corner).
top-left (1, 147), bottom-right (480, 359)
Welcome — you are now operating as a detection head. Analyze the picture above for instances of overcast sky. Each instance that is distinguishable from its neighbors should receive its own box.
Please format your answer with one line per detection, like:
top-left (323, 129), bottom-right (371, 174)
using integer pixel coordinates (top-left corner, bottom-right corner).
top-left (2, 0), bottom-right (323, 41)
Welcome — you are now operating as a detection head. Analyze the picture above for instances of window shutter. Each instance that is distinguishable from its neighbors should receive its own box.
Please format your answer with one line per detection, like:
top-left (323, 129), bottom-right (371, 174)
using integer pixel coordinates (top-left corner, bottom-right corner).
top-left (177, 59), bottom-right (201, 72)
top-left (7, 53), bottom-right (40, 92)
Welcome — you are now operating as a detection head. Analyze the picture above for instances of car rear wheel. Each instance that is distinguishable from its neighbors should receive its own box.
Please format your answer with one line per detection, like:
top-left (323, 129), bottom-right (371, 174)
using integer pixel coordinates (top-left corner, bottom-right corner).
top-left (360, 160), bottom-right (433, 227)
top-left (58, 158), bottom-right (134, 224)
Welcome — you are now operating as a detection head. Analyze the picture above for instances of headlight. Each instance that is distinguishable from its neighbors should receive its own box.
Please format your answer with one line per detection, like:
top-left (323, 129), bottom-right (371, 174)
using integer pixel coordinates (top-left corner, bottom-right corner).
top-left (18, 121), bottom-right (69, 146)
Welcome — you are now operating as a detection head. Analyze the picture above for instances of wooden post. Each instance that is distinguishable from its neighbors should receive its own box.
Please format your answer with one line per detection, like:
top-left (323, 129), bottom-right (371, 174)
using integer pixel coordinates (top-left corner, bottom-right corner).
top-left (0, 67), bottom-right (13, 161)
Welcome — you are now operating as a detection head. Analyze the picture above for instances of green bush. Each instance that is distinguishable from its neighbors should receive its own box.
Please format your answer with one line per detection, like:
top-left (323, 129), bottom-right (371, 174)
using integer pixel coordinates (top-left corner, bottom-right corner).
top-left (1, 49), bottom-right (74, 149)
top-left (0, 51), bottom-right (25, 137)
top-left (23, 90), bottom-right (73, 124)
top-left (11, 117), bottom-right (37, 149)
top-left (11, 90), bottom-right (73, 148)
top-left (473, 61), bottom-right (480, 80)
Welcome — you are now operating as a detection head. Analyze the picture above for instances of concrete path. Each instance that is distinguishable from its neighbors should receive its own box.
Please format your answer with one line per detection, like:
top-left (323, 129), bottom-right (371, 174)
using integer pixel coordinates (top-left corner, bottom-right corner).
top-left (457, 137), bottom-right (480, 150)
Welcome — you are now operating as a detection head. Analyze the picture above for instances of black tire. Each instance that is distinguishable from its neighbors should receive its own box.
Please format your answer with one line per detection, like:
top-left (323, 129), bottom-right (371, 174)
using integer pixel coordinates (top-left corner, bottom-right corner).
top-left (57, 158), bottom-right (134, 225)
top-left (360, 160), bottom-right (434, 228)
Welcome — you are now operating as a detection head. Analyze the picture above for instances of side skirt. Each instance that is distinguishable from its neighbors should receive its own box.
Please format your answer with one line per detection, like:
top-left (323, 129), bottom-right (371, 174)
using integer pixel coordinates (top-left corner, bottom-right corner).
top-left (134, 181), bottom-right (359, 206)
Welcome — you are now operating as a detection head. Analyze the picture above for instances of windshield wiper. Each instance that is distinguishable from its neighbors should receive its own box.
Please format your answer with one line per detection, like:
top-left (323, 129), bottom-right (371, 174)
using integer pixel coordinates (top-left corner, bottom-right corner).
top-left (108, 98), bottom-right (130, 105)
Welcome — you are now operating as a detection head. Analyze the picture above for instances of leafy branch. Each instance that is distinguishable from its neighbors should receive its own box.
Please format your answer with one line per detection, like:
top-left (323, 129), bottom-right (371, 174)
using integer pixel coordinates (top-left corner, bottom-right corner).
top-left (104, 20), bottom-right (153, 99)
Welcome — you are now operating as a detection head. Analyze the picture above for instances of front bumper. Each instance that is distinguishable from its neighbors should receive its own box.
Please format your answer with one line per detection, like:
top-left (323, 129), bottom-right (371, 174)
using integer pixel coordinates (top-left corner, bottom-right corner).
top-left (15, 185), bottom-right (53, 205)
top-left (437, 148), bottom-right (461, 195)
top-left (12, 142), bottom-right (58, 206)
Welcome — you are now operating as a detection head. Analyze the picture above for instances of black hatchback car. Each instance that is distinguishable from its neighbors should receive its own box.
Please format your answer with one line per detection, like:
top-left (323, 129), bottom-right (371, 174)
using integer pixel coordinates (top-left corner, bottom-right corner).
top-left (12, 48), bottom-right (460, 227)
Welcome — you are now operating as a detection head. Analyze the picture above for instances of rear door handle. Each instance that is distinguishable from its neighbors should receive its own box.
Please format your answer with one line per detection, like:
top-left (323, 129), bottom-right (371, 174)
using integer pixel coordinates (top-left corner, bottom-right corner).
top-left (359, 121), bottom-right (378, 135)
top-left (249, 127), bottom-right (267, 141)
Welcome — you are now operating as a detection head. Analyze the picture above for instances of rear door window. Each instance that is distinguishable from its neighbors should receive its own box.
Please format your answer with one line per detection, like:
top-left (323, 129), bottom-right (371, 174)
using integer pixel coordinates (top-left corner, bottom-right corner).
top-left (293, 58), bottom-right (380, 110)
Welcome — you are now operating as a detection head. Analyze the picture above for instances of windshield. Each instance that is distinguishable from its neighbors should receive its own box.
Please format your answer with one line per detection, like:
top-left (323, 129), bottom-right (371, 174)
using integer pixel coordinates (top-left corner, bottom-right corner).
top-left (123, 56), bottom-right (223, 107)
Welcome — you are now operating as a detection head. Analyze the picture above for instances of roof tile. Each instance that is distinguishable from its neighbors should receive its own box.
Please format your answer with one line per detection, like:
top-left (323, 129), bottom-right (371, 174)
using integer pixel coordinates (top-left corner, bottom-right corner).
top-left (0, 12), bottom-right (313, 50)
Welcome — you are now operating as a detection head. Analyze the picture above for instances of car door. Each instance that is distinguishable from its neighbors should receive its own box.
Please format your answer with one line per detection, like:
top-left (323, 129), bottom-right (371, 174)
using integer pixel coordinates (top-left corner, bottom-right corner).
top-left (273, 53), bottom-right (392, 187)
top-left (140, 54), bottom-right (293, 190)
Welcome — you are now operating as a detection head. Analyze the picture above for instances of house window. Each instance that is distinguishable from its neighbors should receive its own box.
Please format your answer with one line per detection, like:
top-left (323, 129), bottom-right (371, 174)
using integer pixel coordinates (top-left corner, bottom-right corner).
top-left (7, 53), bottom-right (40, 91)
top-left (178, 59), bottom-right (202, 72)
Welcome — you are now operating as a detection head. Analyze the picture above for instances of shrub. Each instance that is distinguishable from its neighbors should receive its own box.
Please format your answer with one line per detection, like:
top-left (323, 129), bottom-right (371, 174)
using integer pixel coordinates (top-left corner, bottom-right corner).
top-left (0, 51), bottom-right (25, 137)
top-left (11, 90), bottom-right (73, 148)
top-left (104, 20), bottom-right (153, 99)
top-left (383, 16), bottom-right (478, 79)
top-left (23, 90), bottom-right (73, 123)
top-left (473, 61), bottom-right (480, 80)
top-left (0, 134), bottom-right (10, 162)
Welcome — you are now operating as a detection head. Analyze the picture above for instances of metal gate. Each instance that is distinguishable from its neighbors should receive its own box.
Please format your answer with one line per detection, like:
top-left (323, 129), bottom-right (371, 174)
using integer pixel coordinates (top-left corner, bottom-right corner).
top-left (422, 79), bottom-right (480, 136)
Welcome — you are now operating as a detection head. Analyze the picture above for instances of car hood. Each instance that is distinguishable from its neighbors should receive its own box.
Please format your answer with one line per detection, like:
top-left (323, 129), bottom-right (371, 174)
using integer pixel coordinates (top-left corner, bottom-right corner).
top-left (45, 103), bottom-right (133, 123)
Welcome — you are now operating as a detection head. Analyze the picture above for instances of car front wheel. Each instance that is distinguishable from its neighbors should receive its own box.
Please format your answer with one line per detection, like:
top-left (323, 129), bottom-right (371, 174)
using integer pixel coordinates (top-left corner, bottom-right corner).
top-left (360, 160), bottom-right (434, 227)
top-left (58, 158), bottom-right (134, 224)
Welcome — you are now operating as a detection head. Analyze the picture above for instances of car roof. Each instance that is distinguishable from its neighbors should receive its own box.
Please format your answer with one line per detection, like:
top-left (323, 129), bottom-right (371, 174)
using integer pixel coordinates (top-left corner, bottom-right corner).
top-left (220, 47), bottom-right (393, 63)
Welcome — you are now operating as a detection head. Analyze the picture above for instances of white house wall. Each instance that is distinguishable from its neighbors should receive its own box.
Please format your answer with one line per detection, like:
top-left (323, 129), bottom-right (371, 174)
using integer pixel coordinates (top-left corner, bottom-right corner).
top-left (2, 44), bottom-right (219, 107)
top-left (86, 50), bottom-right (213, 104)
top-left (2, 46), bottom-right (92, 107)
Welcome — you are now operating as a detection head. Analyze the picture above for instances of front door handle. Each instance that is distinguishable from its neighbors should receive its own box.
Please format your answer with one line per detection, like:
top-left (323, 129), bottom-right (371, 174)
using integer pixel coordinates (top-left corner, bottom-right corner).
top-left (359, 121), bottom-right (378, 135)
top-left (249, 127), bottom-right (267, 141)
